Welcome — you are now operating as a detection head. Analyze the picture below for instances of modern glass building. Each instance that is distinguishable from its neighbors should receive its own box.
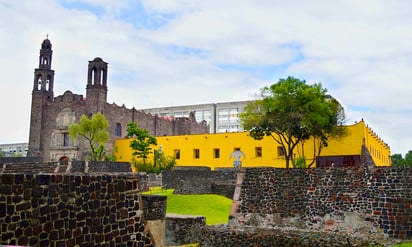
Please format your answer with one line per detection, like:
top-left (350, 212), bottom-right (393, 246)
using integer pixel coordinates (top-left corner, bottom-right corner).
top-left (140, 100), bottom-right (251, 134)
top-left (0, 143), bottom-right (29, 157)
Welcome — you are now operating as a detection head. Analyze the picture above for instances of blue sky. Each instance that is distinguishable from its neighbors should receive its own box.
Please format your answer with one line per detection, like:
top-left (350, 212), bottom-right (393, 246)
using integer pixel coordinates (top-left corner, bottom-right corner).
top-left (1, 0), bottom-right (412, 155)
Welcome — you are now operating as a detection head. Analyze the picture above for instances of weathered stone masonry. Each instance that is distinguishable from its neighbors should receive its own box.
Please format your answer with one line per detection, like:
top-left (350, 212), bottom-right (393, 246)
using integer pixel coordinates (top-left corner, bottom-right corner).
top-left (0, 173), bottom-right (155, 246)
top-left (200, 224), bottom-right (371, 247)
top-left (232, 167), bottom-right (412, 239)
top-left (166, 214), bottom-right (205, 246)
top-left (162, 166), bottom-right (237, 198)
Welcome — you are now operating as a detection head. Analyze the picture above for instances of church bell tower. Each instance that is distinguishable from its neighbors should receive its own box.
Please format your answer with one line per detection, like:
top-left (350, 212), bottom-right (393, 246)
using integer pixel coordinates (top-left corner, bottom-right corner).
top-left (33, 38), bottom-right (55, 100)
top-left (86, 57), bottom-right (108, 113)
top-left (28, 37), bottom-right (55, 158)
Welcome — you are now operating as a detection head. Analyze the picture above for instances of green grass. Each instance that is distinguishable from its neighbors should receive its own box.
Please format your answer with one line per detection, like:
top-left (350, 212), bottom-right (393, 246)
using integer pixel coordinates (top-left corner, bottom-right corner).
top-left (143, 187), bottom-right (232, 225)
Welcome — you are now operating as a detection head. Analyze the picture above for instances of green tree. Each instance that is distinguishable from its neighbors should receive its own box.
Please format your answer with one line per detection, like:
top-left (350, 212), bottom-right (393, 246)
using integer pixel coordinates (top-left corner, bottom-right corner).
top-left (304, 95), bottom-right (347, 167)
top-left (69, 113), bottom-right (110, 161)
top-left (154, 147), bottom-right (176, 172)
top-left (240, 76), bottom-right (346, 168)
top-left (126, 122), bottom-right (157, 165)
top-left (404, 151), bottom-right (412, 166)
top-left (391, 153), bottom-right (404, 166)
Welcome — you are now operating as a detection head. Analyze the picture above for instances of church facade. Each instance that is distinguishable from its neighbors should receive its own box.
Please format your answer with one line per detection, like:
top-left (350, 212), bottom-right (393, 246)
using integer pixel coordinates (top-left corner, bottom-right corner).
top-left (27, 38), bottom-right (209, 162)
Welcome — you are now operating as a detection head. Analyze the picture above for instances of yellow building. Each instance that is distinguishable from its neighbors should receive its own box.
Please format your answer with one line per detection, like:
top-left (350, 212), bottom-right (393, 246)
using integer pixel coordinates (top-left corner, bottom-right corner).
top-left (114, 120), bottom-right (391, 169)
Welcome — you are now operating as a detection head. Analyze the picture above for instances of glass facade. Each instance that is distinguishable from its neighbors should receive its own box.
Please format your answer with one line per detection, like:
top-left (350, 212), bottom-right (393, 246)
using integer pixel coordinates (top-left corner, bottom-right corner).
top-left (195, 110), bottom-right (211, 125)
top-left (140, 100), bottom-right (250, 134)
top-left (0, 143), bottom-right (29, 157)
top-left (217, 108), bottom-right (239, 133)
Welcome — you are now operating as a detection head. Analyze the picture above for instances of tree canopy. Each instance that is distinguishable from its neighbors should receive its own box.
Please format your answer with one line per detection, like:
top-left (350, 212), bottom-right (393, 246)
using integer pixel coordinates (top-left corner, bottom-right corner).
top-left (391, 151), bottom-right (412, 166)
top-left (69, 112), bottom-right (110, 161)
top-left (240, 76), bottom-right (346, 168)
top-left (126, 122), bottom-right (157, 165)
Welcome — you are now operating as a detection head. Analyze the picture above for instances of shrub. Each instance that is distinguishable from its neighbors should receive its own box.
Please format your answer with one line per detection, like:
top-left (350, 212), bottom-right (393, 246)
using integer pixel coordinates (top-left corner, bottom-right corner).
top-left (293, 156), bottom-right (307, 168)
top-left (133, 150), bottom-right (176, 174)
top-left (133, 161), bottom-right (157, 173)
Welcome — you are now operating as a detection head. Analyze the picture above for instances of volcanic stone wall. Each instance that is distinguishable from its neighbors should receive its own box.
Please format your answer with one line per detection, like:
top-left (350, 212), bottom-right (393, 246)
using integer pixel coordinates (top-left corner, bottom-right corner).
top-left (0, 161), bottom-right (132, 175)
top-left (162, 167), bottom-right (212, 194)
top-left (162, 167), bottom-right (237, 197)
top-left (141, 195), bottom-right (167, 220)
top-left (166, 214), bottom-right (206, 246)
top-left (232, 167), bottom-right (412, 239)
top-left (87, 161), bottom-right (132, 173)
top-left (0, 157), bottom-right (42, 165)
top-left (199, 225), bottom-right (371, 247)
top-left (0, 173), bottom-right (155, 246)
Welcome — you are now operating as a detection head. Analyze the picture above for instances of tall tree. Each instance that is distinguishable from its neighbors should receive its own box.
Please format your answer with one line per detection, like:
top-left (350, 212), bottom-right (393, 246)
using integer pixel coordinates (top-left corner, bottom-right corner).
top-left (126, 122), bottom-right (157, 165)
top-left (391, 153), bottom-right (404, 166)
top-left (69, 113), bottom-right (110, 161)
top-left (304, 95), bottom-right (347, 167)
top-left (240, 76), bottom-right (346, 168)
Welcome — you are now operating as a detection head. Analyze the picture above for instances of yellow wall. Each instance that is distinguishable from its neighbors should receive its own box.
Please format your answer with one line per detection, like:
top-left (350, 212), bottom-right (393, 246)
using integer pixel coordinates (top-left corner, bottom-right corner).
top-left (114, 121), bottom-right (391, 169)
top-left (363, 122), bottom-right (391, 166)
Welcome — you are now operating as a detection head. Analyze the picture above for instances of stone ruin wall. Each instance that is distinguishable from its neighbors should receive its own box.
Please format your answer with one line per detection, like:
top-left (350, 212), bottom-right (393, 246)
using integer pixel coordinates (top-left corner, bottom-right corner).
top-left (162, 166), bottom-right (411, 246)
top-left (0, 160), bottom-right (133, 175)
top-left (161, 166), bottom-right (237, 198)
top-left (231, 167), bottom-right (412, 240)
top-left (0, 172), bottom-right (157, 246)
top-left (3, 161), bottom-right (411, 246)
top-left (199, 224), bottom-right (372, 247)
top-left (0, 157), bottom-right (42, 165)
top-left (166, 214), bottom-right (206, 246)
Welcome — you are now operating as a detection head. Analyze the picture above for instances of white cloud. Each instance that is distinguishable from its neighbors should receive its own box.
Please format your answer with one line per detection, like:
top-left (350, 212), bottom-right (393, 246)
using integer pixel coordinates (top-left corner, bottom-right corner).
top-left (1, 0), bottom-right (412, 156)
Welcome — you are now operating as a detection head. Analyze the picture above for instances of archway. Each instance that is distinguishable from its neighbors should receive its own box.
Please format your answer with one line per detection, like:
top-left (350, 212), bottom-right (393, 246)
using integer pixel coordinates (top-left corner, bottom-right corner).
top-left (59, 156), bottom-right (70, 167)
top-left (59, 156), bottom-right (70, 162)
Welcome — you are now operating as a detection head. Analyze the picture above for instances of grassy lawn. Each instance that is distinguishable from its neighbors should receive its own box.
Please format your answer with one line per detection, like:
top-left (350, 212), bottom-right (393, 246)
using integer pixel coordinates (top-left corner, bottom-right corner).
top-left (143, 187), bottom-right (232, 225)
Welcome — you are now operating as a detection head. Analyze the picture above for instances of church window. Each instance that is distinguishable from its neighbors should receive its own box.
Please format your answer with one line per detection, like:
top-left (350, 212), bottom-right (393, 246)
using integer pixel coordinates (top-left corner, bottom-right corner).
top-left (99, 69), bottom-right (104, 85)
top-left (46, 77), bottom-right (50, 91)
top-left (91, 68), bottom-right (97, 85)
top-left (63, 133), bottom-right (69, 147)
top-left (37, 76), bottom-right (42, 90)
top-left (115, 123), bottom-right (122, 137)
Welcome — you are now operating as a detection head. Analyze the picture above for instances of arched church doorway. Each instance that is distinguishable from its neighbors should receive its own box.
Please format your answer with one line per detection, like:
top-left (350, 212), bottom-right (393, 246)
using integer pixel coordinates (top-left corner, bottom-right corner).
top-left (59, 156), bottom-right (70, 167)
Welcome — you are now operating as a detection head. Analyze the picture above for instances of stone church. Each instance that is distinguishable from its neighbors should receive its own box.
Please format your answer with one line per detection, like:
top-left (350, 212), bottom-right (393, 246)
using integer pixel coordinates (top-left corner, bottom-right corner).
top-left (27, 38), bottom-right (209, 162)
